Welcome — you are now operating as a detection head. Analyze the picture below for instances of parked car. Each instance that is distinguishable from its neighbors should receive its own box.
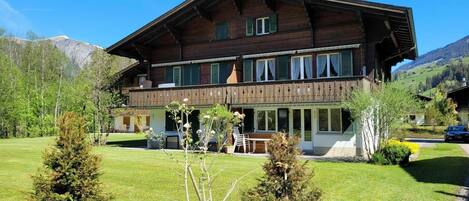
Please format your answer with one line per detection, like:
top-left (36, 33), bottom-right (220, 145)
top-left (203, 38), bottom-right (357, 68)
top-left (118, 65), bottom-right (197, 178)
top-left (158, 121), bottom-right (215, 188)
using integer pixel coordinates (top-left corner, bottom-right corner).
top-left (444, 126), bottom-right (469, 142)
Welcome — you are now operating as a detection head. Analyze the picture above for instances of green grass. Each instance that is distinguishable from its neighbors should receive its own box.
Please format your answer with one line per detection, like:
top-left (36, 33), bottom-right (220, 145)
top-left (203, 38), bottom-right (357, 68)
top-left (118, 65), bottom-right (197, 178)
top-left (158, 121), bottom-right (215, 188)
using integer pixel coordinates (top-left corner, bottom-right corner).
top-left (0, 134), bottom-right (468, 201)
top-left (396, 125), bottom-right (446, 139)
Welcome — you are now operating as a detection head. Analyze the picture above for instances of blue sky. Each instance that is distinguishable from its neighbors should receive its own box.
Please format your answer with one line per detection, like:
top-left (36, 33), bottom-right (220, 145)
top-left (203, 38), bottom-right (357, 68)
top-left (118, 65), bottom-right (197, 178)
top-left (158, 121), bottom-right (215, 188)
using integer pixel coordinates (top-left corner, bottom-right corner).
top-left (1, 0), bottom-right (468, 57)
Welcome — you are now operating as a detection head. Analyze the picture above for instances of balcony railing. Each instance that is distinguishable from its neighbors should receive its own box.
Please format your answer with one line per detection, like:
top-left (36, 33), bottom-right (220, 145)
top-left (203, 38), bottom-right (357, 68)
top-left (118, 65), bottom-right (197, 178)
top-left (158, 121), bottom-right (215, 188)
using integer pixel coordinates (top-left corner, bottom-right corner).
top-left (128, 76), bottom-right (375, 107)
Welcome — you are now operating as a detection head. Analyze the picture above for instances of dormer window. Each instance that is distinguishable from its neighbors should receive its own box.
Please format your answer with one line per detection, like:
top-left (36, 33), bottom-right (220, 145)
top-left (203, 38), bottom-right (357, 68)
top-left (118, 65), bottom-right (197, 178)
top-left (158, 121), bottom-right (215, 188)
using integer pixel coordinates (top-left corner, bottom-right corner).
top-left (246, 15), bottom-right (277, 37)
top-left (256, 17), bottom-right (270, 35)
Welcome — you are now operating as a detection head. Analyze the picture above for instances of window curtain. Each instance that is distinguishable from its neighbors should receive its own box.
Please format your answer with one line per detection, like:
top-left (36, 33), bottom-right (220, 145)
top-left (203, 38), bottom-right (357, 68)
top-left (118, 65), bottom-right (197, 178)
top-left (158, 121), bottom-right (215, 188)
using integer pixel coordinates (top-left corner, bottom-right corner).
top-left (304, 57), bottom-right (313, 79)
top-left (330, 54), bottom-right (340, 77)
top-left (291, 57), bottom-right (301, 80)
top-left (317, 55), bottom-right (327, 77)
top-left (268, 59), bottom-right (275, 80)
top-left (256, 60), bottom-right (265, 81)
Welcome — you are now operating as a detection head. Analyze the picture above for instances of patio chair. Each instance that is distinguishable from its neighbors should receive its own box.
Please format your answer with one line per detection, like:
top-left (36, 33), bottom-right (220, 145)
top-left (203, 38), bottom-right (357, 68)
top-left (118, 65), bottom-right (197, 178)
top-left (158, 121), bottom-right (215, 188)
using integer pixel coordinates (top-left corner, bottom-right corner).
top-left (233, 127), bottom-right (249, 153)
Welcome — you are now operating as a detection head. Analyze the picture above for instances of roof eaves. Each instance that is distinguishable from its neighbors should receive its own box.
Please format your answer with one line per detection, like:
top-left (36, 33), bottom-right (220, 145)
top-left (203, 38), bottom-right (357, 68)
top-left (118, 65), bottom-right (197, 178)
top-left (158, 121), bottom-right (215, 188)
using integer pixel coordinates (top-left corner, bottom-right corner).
top-left (105, 0), bottom-right (195, 54)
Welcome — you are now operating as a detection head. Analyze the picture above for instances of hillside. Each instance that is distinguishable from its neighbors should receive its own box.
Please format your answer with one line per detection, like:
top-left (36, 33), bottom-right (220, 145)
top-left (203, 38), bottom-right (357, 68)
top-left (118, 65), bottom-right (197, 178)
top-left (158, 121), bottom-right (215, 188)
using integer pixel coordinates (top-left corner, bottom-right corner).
top-left (396, 35), bottom-right (469, 72)
top-left (394, 56), bottom-right (469, 96)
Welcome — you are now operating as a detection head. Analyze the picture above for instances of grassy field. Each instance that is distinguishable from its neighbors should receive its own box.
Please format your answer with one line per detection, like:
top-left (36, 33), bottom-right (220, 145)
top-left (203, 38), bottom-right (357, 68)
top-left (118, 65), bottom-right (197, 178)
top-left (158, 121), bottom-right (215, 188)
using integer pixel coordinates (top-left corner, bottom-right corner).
top-left (1, 134), bottom-right (468, 201)
top-left (396, 125), bottom-right (446, 139)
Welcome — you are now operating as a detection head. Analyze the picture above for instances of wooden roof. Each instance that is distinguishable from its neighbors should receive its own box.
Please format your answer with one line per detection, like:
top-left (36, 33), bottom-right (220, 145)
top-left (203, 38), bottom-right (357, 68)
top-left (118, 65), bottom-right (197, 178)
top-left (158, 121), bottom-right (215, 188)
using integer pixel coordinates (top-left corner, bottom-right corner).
top-left (106, 0), bottom-right (417, 62)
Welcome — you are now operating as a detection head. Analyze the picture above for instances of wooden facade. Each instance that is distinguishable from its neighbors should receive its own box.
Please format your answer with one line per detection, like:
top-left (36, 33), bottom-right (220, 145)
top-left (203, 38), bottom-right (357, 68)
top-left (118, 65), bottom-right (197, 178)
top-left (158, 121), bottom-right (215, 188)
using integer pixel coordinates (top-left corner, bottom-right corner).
top-left (109, 0), bottom-right (417, 108)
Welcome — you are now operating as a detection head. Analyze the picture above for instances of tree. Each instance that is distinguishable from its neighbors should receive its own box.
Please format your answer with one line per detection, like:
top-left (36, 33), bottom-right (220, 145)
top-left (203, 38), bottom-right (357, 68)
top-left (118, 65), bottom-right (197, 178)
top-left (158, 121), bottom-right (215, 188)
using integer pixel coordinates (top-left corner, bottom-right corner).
top-left (244, 133), bottom-right (321, 201)
top-left (342, 82), bottom-right (419, 159)
top-left (425, 89), bottom-right (458, 130)
top-left (30, 112), bottom-right (111, 201)
top-left (79, 50), bottom-right (123, 145)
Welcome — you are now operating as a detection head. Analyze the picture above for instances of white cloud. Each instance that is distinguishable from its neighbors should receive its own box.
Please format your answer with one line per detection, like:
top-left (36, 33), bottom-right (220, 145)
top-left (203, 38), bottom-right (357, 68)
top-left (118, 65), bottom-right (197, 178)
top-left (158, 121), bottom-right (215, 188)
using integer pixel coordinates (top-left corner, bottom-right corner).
top-left (0, 0), bottom-right (32, 36)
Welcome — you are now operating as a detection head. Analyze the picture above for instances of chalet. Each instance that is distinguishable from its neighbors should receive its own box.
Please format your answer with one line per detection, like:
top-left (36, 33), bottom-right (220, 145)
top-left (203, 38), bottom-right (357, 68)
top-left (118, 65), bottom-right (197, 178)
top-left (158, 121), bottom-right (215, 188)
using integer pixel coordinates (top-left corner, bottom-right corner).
top-left (107, 0), bottom-right (417, 156)
top-left (448, 86), bottom-right (469, 127)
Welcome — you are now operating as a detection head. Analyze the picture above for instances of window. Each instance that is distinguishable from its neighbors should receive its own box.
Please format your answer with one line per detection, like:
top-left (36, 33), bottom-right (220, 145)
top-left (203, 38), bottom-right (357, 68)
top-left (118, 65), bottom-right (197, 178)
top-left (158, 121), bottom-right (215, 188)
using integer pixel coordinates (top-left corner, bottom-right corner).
top-left (210, 63), bottom-right (220, 84)
top-left (291, 56), bottom-right (313, 80)
top-left (165, 112), bottom-right (178, 132)
top-left (278, 109), bottom-right (289, 132)
top-left (304, 109), bottom-right (312, 141)
top-left (173, 66), bottom-right (181, 86)
top-left (215, 21), bottom-right (229, 40)
top-left (256, 17), bottom-right (270, 35)
top-left (256, 58), bottom-right (275, 81)
top-left (256, 110), bottom-right (276, 131)
top-left (318, 108), bottom-right (342, 132)
top-left (138, 74), bottom-right (147, 86)
top-left (182, 64), bottom-right (200, 86)
top-left (317, 51), bottom-right (353, 78)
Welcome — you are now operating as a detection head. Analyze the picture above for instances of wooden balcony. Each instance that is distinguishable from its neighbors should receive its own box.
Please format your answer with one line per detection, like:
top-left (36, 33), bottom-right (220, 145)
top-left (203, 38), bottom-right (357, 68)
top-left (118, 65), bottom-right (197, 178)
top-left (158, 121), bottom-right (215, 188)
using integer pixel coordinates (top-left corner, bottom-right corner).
top-left (128, 76), bottom-right (376, 107)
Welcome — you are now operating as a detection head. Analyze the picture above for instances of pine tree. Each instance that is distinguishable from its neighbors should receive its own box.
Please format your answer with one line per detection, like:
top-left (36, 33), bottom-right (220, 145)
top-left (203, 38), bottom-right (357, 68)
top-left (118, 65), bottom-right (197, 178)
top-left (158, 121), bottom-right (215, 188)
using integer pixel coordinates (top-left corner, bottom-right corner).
top-left (243, 133), bottom-right (322, 201)
top-left (30, 112), bottom-right (111, 201)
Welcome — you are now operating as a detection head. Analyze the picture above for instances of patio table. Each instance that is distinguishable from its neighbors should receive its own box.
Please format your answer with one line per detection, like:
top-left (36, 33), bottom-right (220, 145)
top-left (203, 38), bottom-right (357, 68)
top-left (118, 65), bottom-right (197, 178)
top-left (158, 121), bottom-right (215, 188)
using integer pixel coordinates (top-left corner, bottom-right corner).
top-left (246, 138), bottom-right (271, 153)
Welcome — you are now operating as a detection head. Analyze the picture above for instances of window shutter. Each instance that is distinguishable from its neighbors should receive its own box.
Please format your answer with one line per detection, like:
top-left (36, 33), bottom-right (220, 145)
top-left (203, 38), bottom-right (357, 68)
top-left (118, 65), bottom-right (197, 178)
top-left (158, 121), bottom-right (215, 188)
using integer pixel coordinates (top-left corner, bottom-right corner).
top-left (191, 64), bottom-right (200, 85)
top-left (210, 64), bottom-right (219, 84)
top-left (216, 22), bottom-right (229, 40)
top-left (165, 67), bottom-right (173, 83)
top-left (219, 62), bottom-right (231, 84)
top-left (269, 14), bottom-right (278, 33)
top-left (243, 59), bottom-right (253, 82)
top-left (182, 66), bottom-right (191, 86)
top-left (341, 50), bottom-right (353, 76)
top-left (276, 56), bottom-right (289, 80)
top-left (246, 17), bottom-right (254, 36)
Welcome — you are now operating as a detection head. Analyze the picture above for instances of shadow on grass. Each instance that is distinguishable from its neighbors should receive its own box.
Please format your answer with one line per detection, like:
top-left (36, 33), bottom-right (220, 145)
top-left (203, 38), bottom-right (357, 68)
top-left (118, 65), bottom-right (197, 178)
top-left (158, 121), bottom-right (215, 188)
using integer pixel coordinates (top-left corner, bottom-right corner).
top-left (403, 156), bottom-right (469, 186)
top-left (435, 190), bottom-right (468, 199)
top-left (106, 139), bottom-right (147, 148)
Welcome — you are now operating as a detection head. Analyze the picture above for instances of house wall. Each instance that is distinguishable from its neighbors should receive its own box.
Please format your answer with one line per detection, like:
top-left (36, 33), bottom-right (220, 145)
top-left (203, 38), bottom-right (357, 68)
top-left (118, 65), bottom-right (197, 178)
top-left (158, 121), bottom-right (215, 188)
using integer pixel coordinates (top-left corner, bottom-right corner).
top-left (148, 104), bottom-right (362, 157)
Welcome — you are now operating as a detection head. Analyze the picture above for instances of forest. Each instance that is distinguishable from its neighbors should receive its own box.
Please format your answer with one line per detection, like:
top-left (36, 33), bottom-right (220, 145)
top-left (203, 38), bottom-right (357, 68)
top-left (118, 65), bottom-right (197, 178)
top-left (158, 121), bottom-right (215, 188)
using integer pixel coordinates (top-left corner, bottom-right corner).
top-left (0, 28), bottom-right (132, 138)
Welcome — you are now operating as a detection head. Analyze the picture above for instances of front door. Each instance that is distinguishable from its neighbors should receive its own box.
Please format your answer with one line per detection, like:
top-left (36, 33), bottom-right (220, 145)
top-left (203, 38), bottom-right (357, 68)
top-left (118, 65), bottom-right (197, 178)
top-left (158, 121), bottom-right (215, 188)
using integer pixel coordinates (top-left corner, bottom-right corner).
top-left (292, 109), bottom-right (313, 150)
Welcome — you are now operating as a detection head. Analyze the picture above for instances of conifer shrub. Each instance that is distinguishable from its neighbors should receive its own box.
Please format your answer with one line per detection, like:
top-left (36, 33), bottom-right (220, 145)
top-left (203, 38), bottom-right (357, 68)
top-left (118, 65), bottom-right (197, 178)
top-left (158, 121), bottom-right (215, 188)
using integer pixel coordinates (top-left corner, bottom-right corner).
top-left (30, 112), bottom-right (111, 201)
top-left (243, 133), bottom-right (322, 201)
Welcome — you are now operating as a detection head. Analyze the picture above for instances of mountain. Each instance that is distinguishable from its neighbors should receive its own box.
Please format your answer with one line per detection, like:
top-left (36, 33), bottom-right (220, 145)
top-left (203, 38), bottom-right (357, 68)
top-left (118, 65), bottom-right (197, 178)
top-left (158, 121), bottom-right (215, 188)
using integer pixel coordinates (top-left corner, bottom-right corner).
top-left (396, 35), bottom-right (469, 72)
top-left (47, 36), bottom-right (101, 69)
top-left (10, 35), bottom-right (100, 69)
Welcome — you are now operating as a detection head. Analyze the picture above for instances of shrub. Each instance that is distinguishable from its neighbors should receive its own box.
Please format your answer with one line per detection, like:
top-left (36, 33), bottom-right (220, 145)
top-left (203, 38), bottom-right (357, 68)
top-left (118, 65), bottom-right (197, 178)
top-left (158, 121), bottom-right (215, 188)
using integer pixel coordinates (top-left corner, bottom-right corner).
top-left (30, 112), bottom-right (111, 201)
top-left (372, 143), bottom-right (411, 165)
top-left (388, 139), bottom-right (419, 154)
top-left (243, 133), bottom-right (321, 201)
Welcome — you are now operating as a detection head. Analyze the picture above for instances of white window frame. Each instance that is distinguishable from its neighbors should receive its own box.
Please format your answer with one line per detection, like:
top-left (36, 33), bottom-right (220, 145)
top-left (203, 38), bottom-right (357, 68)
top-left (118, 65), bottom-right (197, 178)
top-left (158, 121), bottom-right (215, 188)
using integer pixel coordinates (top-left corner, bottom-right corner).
top-left (255, 109), bottom-right (277, 132)
top-left (210, 63), bottom-right (220, 84)
top-left (256, 58), bottom-right (275, 82)
top-left (291, 55), bottom-right (312, 80)
top-left (318, 108), bottom-right (342, 133)
top-left (317, 53), bottom-right (340, 78)
top-left (256, 17), bottom-right (270, 35)
top-left (173, 66), bottom-right (182, 86)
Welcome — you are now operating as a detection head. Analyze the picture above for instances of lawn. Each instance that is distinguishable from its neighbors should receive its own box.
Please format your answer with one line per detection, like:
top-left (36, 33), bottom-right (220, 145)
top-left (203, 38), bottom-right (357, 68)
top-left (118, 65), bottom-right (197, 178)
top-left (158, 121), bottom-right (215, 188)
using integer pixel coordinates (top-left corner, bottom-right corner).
top-left (396, 125), bottom-right (446, 139)
top-left (0, 134), bottom-right (468, 201)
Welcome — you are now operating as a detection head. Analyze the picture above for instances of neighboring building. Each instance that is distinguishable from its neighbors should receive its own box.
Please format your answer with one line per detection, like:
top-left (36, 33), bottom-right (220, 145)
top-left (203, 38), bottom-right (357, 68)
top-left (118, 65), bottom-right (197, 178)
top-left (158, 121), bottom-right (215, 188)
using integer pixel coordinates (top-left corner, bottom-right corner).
top-left (112, 108), bottom-right (150, 133)
top-left (407, 94), bottom-right (431, 126)
top-left (107, 0), bottom-right (417, 156)
top-left (447, 86), bottom-right (469, 127)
